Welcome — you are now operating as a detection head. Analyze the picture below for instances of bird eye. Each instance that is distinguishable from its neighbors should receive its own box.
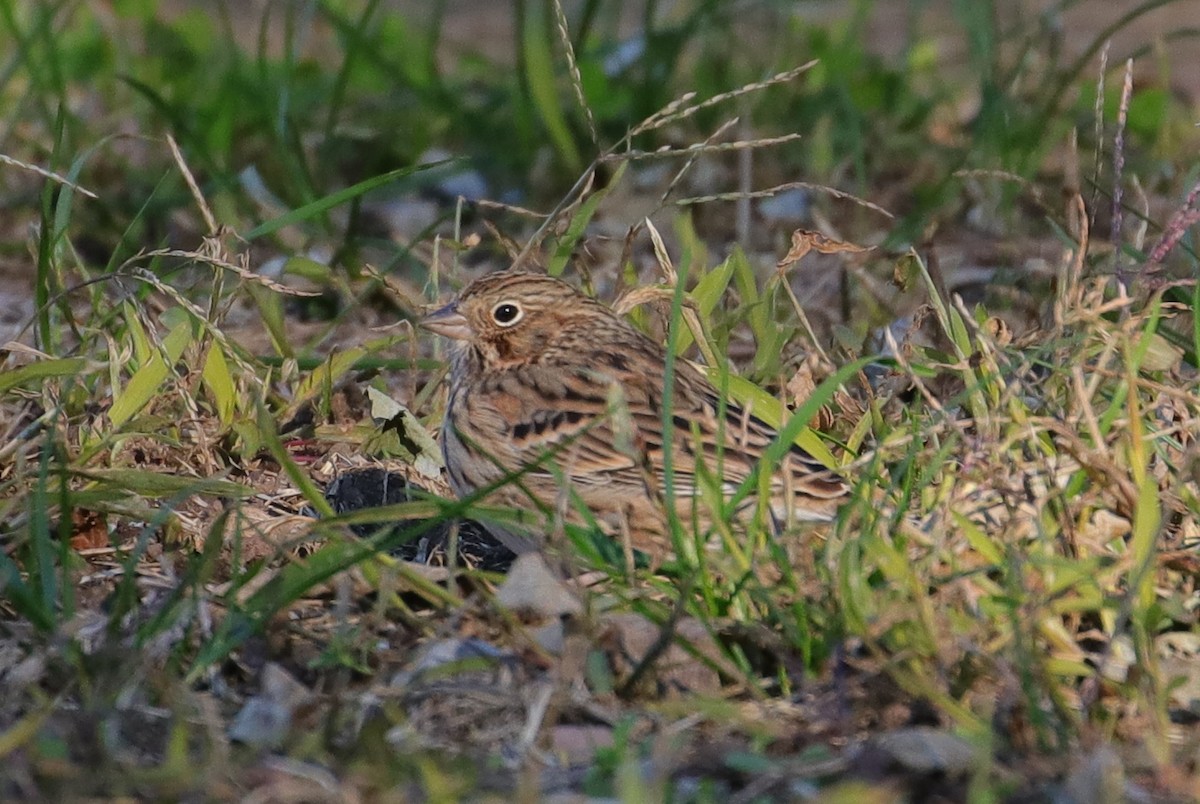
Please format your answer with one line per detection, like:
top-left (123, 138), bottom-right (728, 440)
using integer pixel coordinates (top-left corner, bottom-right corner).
top-left (491, 301), bottom-right (523, 326)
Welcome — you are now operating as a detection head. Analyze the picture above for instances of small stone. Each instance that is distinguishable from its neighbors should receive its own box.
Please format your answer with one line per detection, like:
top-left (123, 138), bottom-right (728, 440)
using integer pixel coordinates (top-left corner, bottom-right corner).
top-left (495, 554), bottom-right (583, 618)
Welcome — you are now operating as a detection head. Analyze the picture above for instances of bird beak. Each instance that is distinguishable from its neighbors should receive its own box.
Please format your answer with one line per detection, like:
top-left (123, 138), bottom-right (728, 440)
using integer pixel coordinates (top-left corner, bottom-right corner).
top-left (421, 301), bottom-right (473, 340)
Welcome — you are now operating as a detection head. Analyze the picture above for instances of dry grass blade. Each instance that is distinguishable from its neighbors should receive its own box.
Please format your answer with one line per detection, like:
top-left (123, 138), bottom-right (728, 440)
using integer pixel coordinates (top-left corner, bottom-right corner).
top-left (550, 0), bottom-right (597, 150)
top-left (1112, 58), bottom-right (1133, 286)
top-left (1090, 40), bottom-right (1111, 228)
top-left (121, 266), bottom-right (259, 382)
top-left (627, 61), bottom-right (818, 140)
top-left (643, 218), bottom-right (720, 369)
top-left (658, 117), bottom-right (740, 206)
top-left (167, 134), bottom-right (217, 236)
top-left (601, 132), bottom-right (805, 163)
top-left (775, 230), bottom-right (874, 363)
top-left (1054, 194), bottom-right (1090, 328)
top-left (1144, 175), bottom-right (1200, 270)
top-left (674, 180), bottom-right (895, 220)
top-left (470, 197), bottom-right (550, 219)
top-left (0, 153), bottom-right (97, 199)
top-left (132, 249), bottom-right (320, 297)
top-left (776, 230), bottom-right (875, 269)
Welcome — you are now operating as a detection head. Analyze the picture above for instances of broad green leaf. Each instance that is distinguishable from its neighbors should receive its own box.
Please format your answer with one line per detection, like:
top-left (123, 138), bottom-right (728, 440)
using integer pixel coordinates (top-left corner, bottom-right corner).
top-left (1131, 473), bottom-right (1161, 612)
top-left (756, 357), bottom-right (871, 471)
top-left (688, 253), bottom-right (732, 318)
top-left (123, 300), bottom-right (152, 363)
top-left (231, 419), bottom-right (262, 458)
top-left (282, 255), bottom-right (334, 282)
top-left (953, 511), bottom-right (1003, 565)
top-left (0, 704), bottom-right (55, 754)
top-left (947, 304), bottom-right (973, 358)
top-left (257, 404), bottom-right (334, 517)
top-left (674, 210), bottom-right (709, 278)
top-left (81, 469), bottom-right (252, 498)
top-left (1131, 296), bottom-right (1177, 373)
top-left (110, 318), bottom-right (193, 427)
top-left (674, 253), bottom-right (736, 355)
top-left (202, 343), bottom-right (236, 423)
top-left (0, 357), bottom-right (88, 396)
top-left (1139, 332), bottom-right (1182, 373)
top-left (1194, 281), bottom-right (1200, 366)
top-left (1044, 658), bottom-right (1097, 679)
top-left (293, 346), bottom-right (367, 405)
top-left (728, 249), bottom-right (784, 373)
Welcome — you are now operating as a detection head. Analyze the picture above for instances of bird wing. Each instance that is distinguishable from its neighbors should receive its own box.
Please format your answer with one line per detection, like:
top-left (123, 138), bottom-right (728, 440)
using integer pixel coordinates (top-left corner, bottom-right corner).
top-left (489, 362), bottom-right (643, 480)
top-left (480, 348), bottom-right (844, 517)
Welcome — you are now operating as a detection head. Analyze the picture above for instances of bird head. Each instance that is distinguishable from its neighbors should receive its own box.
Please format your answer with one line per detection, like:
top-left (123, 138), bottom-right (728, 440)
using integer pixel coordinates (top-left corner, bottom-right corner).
top-left (422, 272), bottom-right (605, 366)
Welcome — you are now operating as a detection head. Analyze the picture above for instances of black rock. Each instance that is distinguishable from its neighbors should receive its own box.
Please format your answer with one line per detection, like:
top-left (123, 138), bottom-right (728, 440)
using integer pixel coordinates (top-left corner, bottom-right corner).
top-left (324, 468), bottom-right (514, 572)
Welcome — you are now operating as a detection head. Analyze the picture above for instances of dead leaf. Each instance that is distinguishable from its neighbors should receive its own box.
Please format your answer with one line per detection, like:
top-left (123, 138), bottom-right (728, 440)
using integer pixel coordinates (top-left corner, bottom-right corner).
top-left (785, 354), bottom-right (834, 430)
top-left (983, 316), bottom-right (1013, 347)
top-left (777, 229), bottom-right (873, 270)
top-left (366, 387), bottom-right (443, 479)
top-left (70, 509), bottom-right (109, 551)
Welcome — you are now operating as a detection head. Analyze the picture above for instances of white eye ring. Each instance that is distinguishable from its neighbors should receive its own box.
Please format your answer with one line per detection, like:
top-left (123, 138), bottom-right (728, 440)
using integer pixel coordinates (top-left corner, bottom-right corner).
top-left (491, 301), bottom-right (524, 327)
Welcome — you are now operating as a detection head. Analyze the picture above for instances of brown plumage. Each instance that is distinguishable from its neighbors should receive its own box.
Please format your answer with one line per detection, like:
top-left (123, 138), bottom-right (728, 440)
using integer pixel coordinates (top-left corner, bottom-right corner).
top-left (422, 271), bottom-right (847, 560)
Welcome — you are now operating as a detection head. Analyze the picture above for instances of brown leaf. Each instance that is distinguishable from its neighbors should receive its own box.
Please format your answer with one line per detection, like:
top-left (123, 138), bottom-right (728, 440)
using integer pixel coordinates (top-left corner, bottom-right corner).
top-left (785, 353), bottom-right (836, 430)
top-left (778, 229), bottom-right (873, 270)
top-left (70, 509), bottom-right (109, 551)
top-left (983, 316), bottom-right (1013, 347)
top-left (1161, 550), bottom-right (1200, 577)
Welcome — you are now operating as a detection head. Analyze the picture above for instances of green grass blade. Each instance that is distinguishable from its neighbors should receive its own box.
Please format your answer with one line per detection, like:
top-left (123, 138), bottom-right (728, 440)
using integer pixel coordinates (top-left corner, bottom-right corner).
top-left (521, 3), bottom-right (582, 174)
top-left (0, 357), bottom-right (88, 396)
top-left (202, 342), bottom-right (237, 424)
top-left (0, 547), bottom-right (54, 634)
top-left (244, 160), bottom-right (455, 240)
top-left (547, 163), bottom-right (626, 276)
top-left (78, 469), bottom-right (251, 499)
top-left (674, 252), bottom-right (735, 355)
